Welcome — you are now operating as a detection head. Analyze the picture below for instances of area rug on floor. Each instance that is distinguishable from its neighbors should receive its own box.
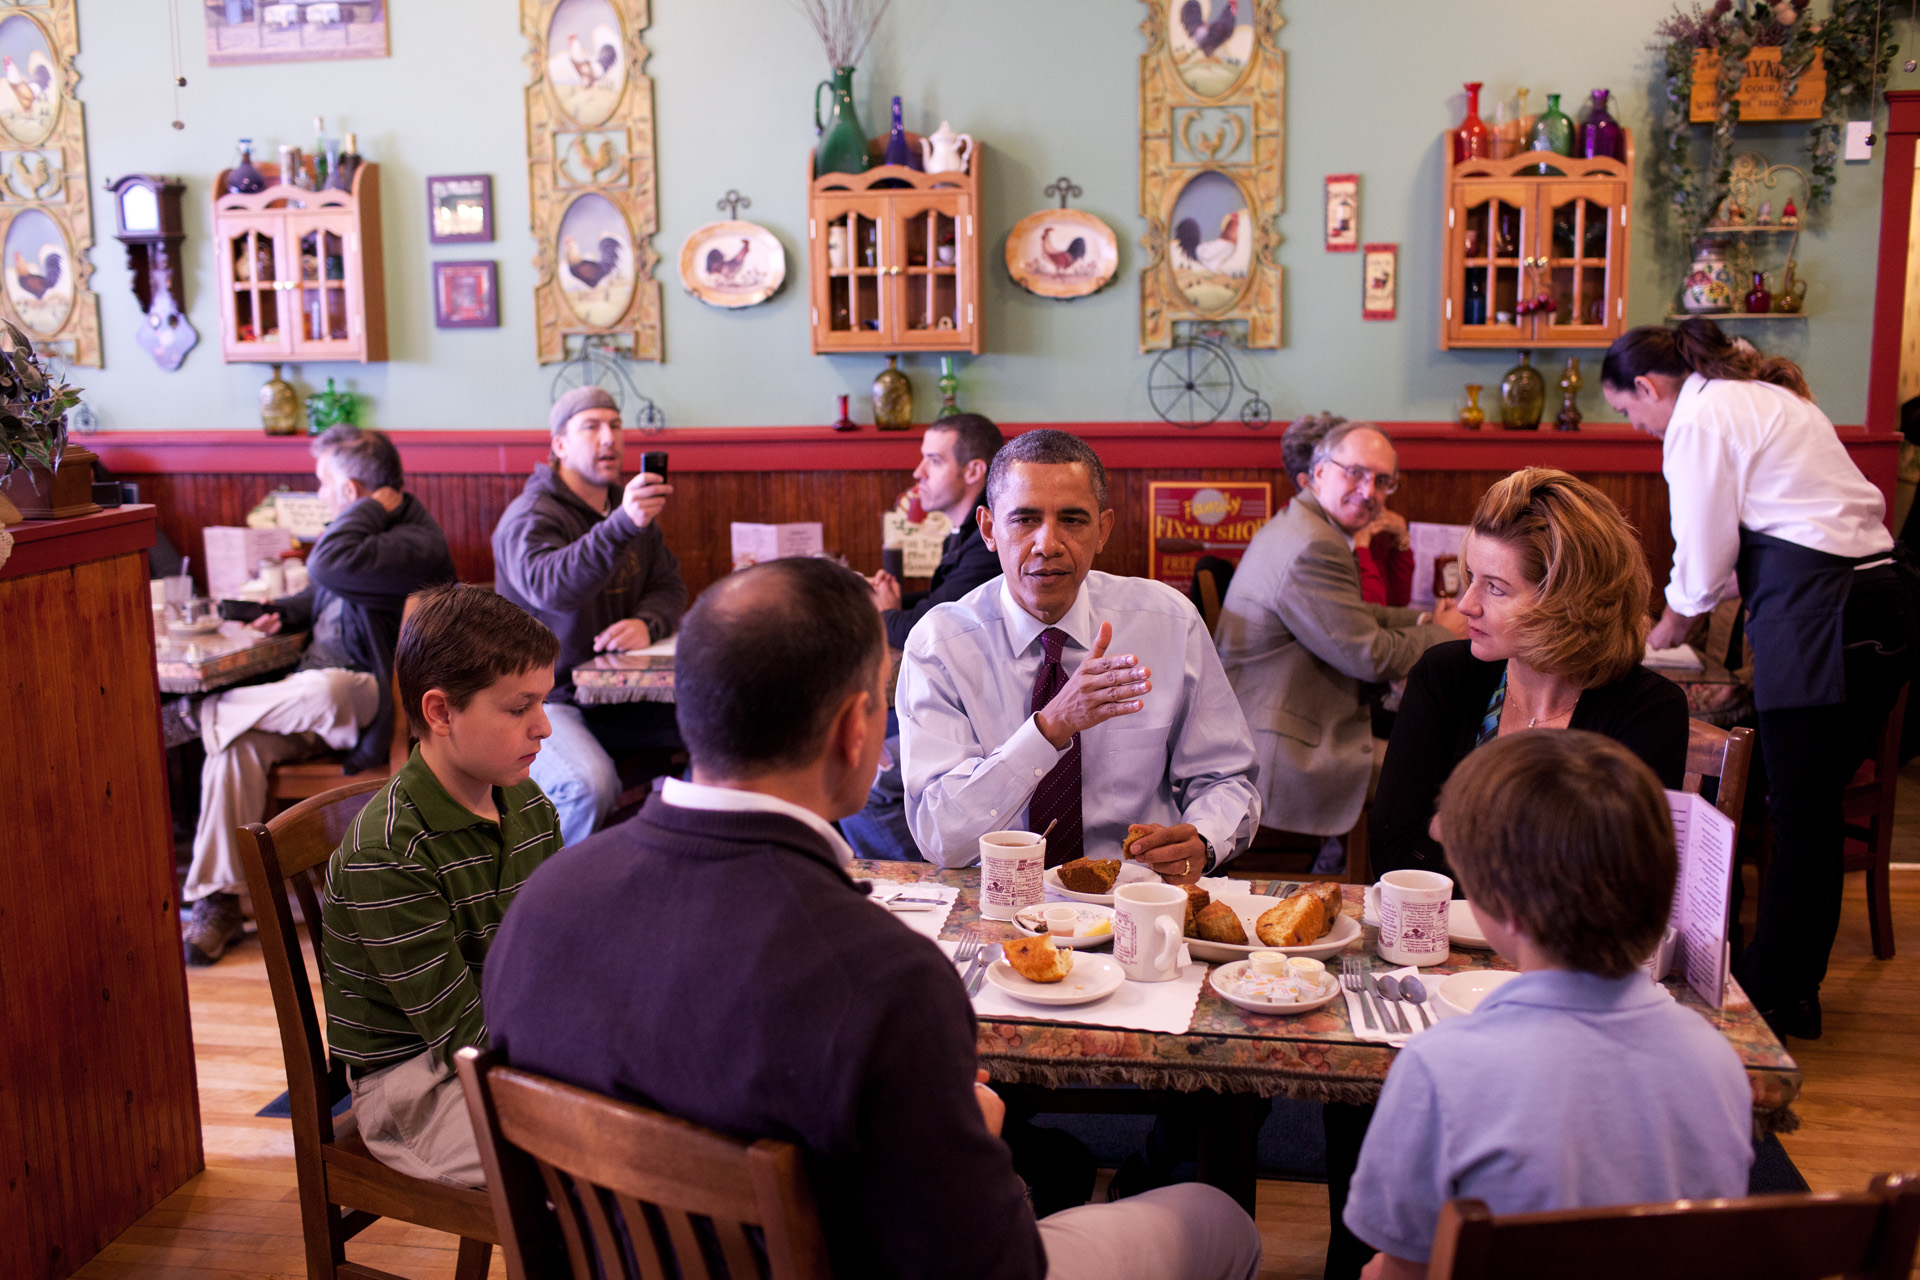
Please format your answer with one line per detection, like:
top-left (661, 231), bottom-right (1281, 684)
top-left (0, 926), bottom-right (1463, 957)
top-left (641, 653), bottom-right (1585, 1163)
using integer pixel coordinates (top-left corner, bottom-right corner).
top-left (1032, 1100), bottom-right (1809, 1192)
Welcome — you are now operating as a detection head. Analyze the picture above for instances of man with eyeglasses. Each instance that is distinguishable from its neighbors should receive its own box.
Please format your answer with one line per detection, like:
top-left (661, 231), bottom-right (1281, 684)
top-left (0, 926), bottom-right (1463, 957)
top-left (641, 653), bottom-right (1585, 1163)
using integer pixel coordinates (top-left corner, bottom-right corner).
top-left (493, 387), bottom-right (688, 845)
top-left (1214, 422), bottom-right (1467, 866)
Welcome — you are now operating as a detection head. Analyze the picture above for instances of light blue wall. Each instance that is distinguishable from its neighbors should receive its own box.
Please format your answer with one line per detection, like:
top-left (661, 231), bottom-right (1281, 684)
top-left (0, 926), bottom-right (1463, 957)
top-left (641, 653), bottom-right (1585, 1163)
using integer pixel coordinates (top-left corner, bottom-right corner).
top-left (70, 0), bottom-right (1909, 434)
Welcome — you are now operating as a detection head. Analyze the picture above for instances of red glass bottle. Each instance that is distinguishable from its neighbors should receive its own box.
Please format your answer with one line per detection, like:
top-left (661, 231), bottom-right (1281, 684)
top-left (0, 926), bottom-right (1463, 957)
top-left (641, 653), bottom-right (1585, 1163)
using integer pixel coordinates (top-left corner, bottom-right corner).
top-left (831, 393), bottom-right (856, 432)
top-left (1745, 271), bottom-right (1773, 315)
top-left (1454, 82), bottom-right (1493, 163)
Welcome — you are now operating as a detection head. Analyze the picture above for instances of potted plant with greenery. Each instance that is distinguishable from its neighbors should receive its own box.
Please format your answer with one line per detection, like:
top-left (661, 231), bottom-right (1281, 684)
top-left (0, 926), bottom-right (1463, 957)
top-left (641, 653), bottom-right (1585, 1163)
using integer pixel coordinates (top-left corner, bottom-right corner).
top-left (0, 319), bottom-right (86, 525)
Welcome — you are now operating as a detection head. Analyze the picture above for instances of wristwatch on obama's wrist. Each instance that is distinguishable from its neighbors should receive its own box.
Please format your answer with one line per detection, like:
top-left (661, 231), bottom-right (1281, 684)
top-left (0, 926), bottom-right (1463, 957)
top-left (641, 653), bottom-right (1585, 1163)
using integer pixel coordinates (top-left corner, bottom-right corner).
top-left (1200, 835), bottom-right (1218, 876)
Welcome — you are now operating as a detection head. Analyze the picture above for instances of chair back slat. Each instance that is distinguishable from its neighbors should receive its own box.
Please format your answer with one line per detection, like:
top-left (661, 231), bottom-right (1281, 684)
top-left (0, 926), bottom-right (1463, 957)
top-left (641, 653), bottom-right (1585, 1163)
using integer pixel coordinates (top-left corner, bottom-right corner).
top-left (1680, 719), bottom-right (1754, 841)
top-left (1429, 1175), bottom-right (1920, 1280)
top-left (458, 1047), bottom-right (832, 1280)
top-left (237, 776), bottom-right (387, 1155)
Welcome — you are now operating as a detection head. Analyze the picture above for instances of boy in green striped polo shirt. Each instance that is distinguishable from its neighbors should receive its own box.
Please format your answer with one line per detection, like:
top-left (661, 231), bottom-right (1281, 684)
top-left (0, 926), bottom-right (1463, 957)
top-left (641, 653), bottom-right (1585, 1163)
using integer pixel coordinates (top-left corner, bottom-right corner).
top-left (321, 584), bottom-right (563, 1187)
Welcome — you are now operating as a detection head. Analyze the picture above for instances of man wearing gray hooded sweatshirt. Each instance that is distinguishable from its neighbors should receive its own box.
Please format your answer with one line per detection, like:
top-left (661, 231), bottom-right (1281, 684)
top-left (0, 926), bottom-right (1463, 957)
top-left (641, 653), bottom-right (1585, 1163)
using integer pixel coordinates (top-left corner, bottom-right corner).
top-left (493, 386), bottom-right (688, 844)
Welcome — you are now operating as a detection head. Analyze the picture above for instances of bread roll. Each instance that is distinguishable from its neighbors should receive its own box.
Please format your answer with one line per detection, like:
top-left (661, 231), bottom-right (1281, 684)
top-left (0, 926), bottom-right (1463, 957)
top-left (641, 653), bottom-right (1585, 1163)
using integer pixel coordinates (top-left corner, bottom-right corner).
top-left (1057, 857), bottom-right (1121, 894)
top-left (1302, 881), bottom-right (1345, 919)
top-left (1003, 935), bottom-right (1074, 983)
top-left (1183, 884), bottom-right (1211, 935)
top-left (1192, 900), bottom-right (1249, 945)
top-left (1255, 893), bottom-right (1329, 948)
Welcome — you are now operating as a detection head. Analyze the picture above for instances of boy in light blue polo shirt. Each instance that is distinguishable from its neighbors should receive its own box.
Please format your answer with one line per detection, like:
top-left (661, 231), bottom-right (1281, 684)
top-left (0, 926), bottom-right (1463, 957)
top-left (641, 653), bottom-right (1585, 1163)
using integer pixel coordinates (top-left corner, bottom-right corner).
top-left (1345, 730), bottom-right (1753, 1279)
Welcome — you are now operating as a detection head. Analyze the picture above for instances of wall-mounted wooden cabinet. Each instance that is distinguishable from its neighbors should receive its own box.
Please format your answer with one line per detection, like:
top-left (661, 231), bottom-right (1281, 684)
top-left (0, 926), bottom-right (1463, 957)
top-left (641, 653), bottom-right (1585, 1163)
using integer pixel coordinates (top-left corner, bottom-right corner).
top-left (808, 156), bottom-right (980, 355)
top-left (211, 162), bottom-right (388, 363)
top-left (1440, 137), bottom-right (1632, 349)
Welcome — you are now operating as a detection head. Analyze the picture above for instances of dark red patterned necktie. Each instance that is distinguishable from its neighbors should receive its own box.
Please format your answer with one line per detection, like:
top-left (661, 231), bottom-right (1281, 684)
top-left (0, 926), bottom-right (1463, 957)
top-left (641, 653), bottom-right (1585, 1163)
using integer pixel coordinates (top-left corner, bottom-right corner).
top-left (1026, 627), bottom-right (1083, 867)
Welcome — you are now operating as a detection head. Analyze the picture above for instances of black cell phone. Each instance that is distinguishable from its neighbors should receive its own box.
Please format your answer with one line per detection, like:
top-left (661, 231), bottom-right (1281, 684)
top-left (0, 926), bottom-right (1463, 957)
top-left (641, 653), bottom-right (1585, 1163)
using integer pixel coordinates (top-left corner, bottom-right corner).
top-left (218, 598), bottom-right (270, 623)
top-left (639, 450), bottom-right (668, 480)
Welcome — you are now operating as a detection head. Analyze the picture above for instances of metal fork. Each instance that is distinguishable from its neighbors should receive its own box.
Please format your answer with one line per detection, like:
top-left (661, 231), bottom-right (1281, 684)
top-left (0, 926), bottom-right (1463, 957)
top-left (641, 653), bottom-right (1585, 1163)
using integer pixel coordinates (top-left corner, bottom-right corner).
top-left (953, 926), bottom-right (988, 993)
top-left (966, 944), bottom-right (999, 997)
top-left (1341, 956), bottom-right (1377, 1031)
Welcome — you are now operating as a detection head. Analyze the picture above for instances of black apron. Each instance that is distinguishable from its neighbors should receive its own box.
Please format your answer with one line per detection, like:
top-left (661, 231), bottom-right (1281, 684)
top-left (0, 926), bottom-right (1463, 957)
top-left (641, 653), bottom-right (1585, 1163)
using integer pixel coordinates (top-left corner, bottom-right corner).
top-left (1734, 528), bottom-right (1889, 712)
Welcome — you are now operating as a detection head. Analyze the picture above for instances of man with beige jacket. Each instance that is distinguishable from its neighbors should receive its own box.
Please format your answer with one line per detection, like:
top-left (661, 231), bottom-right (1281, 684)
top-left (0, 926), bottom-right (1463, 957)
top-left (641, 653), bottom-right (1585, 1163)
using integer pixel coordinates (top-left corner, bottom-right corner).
top-left (1214, 423), bottom-right (1466, 856)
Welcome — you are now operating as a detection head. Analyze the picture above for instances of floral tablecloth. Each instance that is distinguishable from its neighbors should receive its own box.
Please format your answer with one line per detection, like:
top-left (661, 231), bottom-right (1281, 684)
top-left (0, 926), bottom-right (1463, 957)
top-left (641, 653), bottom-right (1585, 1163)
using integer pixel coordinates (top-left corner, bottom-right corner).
top-left (853, 862), bottom-right (1802, 1132)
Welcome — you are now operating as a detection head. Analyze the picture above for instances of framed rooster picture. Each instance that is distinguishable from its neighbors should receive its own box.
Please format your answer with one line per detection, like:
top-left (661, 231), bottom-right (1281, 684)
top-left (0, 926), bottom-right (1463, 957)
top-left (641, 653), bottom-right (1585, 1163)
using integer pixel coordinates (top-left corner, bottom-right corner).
top-left (1138, 0), bottom-right (1284, 351)
top-left (522, 0), bottom-right (660, 362)
top-left (678, 219), bottom-right (785, 309)
top-left (0, 1), bottom-right (98, 365)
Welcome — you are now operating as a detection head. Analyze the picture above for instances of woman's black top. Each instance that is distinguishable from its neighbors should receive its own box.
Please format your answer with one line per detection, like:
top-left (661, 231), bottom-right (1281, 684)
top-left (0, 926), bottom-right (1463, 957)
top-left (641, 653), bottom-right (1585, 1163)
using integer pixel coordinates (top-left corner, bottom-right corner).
top-left (1369, 640), bottom-right (1690, 884)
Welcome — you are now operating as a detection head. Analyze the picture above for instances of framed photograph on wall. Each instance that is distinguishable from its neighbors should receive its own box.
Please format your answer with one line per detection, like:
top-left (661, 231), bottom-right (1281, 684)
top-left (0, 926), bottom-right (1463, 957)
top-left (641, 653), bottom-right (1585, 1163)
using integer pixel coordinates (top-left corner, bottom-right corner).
top-left (1325, 175), bottom-right (1358, 252)
top-left (428, 174), bottom-right (493, 244)
top-left (204, 0), bottom-right (390, 66)
top-left (433, 261), bottom-right (498, 328)
top-left (1362, 243), bottom-right (1397, 320)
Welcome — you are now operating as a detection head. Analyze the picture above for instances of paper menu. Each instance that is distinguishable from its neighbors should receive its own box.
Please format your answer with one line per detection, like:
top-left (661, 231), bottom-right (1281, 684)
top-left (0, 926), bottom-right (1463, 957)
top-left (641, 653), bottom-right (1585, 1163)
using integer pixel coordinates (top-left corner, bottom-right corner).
top-left (203, 526), bottom-right (294, 599)
top-left (730, 522), bottom-right (824, 571)
top-left (1665, 789), bottom-right (1736, 1008)
top-left (1408, 522), bottom-right (1471, 608)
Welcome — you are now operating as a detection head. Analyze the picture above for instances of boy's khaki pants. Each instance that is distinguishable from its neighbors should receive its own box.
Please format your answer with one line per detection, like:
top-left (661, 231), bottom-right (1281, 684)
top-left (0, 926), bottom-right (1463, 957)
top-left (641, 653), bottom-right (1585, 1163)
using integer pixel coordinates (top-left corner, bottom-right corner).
top-left (348, 1051), bottom-right (484, 1189)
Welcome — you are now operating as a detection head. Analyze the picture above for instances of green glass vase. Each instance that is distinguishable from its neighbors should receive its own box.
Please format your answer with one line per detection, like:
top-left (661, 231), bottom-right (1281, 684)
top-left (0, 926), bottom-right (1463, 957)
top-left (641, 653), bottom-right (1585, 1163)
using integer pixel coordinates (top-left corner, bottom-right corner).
top-left (814, 66), bottom-right (870, 177)
top-left (1500, 352), bottom-right (1545, 430)
top-left (1527, 93), bottom-right (1575, 173)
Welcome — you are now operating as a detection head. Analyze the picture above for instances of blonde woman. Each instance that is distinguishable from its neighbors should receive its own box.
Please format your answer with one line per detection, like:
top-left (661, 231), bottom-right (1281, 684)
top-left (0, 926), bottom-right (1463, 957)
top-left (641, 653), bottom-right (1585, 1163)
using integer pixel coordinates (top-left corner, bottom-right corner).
top-left (1371, 468), bottom-right (1687, 883)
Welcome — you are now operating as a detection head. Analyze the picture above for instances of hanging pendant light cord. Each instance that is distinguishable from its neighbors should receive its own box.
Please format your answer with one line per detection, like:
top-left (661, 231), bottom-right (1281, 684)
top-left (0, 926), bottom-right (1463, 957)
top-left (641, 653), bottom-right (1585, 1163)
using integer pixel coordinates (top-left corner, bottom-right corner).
top-left (167, 0), bottom-right (186, 129)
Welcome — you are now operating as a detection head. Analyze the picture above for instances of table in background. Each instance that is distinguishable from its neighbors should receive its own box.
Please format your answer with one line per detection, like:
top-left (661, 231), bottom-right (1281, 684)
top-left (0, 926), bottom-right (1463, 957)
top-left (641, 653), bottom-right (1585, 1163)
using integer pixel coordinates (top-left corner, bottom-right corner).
top-left (853, 862), bottom-right (1801, 1208)
top-left (155, 627), bottom-right (307, 695)
top-left (574, 641), bottom-right (906, 707)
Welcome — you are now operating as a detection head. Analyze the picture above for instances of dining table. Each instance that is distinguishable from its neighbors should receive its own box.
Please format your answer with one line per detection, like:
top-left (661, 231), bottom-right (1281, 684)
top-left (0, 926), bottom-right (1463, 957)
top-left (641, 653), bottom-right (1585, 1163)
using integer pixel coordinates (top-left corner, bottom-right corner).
top-left (852, 860), bottom-right (1801, 1212)
top-left (574, 637), bottom-right (907, 708)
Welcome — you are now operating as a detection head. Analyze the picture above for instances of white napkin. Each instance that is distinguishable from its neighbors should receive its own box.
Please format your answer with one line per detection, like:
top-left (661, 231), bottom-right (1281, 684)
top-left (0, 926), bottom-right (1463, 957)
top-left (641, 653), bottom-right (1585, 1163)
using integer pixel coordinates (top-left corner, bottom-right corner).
top-left (1644, 642), bottom-right (1705, 671)
top-left (863, 882), bottom-right (958, 942)
top-left (1340, 964), bottom-right (1435, 1047)
top-left (939, 939), bottom-right (1206, 1035)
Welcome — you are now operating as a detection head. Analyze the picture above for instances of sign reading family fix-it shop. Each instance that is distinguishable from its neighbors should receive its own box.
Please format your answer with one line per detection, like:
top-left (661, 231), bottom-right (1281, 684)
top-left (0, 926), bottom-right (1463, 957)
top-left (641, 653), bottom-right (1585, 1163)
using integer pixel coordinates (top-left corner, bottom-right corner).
top-left (1146, 482), bottom-right (1272, 589)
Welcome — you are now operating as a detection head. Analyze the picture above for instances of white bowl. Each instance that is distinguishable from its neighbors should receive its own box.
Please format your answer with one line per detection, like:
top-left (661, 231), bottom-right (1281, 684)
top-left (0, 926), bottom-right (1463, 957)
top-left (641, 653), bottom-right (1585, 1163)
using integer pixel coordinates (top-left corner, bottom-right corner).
top-left (1433, 969), bottom-right (1521, 1018)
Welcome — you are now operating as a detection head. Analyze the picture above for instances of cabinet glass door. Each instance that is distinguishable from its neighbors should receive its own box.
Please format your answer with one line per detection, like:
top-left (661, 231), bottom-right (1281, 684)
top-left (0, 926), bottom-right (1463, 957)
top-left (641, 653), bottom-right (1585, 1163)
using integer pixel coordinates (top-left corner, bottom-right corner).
top-left (222, 220), bottom-right (289, 356)
top-left (896, 200), bottom-right (965, 344)
top-left (818, 203), bottom-right (887, 343)
top-left (289, 215), bottom-right (357, 357)
top-left (1537, 183), bottom-right (1624, 344)
top-left (1449, 186), bottom-right (1532, 344)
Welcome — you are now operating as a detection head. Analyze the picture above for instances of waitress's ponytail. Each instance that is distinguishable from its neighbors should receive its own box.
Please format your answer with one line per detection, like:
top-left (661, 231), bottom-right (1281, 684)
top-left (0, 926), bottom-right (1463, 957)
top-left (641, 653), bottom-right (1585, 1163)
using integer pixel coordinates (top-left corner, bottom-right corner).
top-left (1601, 318), bottom-right (1810, 398)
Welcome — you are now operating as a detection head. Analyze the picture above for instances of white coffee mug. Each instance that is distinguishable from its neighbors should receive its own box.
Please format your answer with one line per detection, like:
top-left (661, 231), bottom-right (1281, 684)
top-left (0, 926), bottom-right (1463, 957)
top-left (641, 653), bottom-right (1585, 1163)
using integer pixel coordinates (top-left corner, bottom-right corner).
top-left (1368, 870), bottom-right (1454, 967)
top-left (1112, 882), bottom-right (1185, 982)
top-left (978, 831), bottom-right (1046, 921)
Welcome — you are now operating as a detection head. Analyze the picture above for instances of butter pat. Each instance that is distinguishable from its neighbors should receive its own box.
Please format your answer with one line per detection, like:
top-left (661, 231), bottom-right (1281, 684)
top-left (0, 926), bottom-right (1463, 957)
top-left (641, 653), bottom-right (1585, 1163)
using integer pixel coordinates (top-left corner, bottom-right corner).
top-left (1249, 950), bottom-right (1289, 976)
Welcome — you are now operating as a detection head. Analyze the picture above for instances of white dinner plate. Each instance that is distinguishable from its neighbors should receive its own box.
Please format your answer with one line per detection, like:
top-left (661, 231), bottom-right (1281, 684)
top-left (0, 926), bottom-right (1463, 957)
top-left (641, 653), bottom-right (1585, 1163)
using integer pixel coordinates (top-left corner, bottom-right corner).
top-left (1183, 895), bottom-right (1362, 963)
top-left (1043, 866), bottom-right (1114, 905)
top-left (982, 953), bottom-right (1126, 1006)
top-left (1449, 900), bottom-right (1491, 949)
top-left (1207, 960), bottom-right (1343, 1015)
top-left (1013, 903), bottom-right (1115, 948)
top-left (1433, 968), bottom-right (1521, 1018)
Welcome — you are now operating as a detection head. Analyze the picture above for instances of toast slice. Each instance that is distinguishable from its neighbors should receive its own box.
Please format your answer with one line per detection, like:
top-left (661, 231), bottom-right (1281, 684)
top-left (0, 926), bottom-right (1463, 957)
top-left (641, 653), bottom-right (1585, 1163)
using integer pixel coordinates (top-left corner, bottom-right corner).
top-left (1183, 884), bottom-right (1211, 935)
top-left (1255, 893), bottom-right (1329, 948)
top-left (1057, 857), bottom-right (1121, 894)
top-left (1301, 881), bottom-right (1345, 919)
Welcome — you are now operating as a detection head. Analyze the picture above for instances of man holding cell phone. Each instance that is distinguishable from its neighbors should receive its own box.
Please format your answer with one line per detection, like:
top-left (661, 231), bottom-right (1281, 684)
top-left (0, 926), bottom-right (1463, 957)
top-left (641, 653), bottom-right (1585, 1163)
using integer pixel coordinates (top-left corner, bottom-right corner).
top-left (493, 386), bottom-right (688, 845)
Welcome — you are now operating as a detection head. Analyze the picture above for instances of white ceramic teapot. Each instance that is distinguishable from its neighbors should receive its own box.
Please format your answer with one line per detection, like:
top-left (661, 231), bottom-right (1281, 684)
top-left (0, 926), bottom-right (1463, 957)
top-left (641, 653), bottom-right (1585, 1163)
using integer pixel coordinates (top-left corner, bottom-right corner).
top-left (920, 121), bottom-right (973, 175)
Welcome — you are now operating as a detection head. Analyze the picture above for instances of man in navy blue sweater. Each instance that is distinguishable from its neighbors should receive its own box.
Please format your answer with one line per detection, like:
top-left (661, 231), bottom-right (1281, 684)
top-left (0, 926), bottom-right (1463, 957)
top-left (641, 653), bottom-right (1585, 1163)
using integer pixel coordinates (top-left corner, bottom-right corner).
top-left (484, 557), bottom-right (1261, 1280)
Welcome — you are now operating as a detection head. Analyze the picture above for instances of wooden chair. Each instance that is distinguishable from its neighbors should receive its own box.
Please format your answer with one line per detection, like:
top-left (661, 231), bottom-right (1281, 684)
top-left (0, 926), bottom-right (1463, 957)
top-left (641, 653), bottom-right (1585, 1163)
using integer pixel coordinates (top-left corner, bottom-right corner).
top-left (237, 779), bottom-right (497, 1280)
top-left (455, 1045), bottom-right (831, 1280)
top-left (1842, 682), bottom-right (1908, 959)
top-left (1195, 566), bottom-right (1224, 635)
top-left (1682, 719), bottom-right (1756, 847)
top-left (266, 663), bottom-right (413, 804)
top-left (1426, 1172), bottom-right (1920, 1280)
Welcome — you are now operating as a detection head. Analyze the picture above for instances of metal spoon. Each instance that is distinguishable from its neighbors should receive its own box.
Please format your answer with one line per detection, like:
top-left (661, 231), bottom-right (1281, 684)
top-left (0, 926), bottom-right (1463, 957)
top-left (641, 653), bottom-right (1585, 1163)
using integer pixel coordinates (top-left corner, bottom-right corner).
top-left (1375, 974), bottom-right (1411, 1034)
top-left (1400, 975), bottom-right (1434, 1029)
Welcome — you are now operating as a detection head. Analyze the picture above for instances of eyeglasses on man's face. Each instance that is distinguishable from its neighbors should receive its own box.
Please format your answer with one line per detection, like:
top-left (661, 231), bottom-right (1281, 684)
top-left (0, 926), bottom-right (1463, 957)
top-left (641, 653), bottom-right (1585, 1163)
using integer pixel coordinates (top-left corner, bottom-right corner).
top-left (1325, 460), bottom-right (1399, 495)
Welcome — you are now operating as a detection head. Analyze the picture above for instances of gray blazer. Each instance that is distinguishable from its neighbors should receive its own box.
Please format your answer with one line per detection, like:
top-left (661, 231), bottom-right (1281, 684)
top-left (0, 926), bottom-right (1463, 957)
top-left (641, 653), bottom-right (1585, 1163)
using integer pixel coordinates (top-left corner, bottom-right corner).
top-left (1214, 491), bottom-right (1452, 836)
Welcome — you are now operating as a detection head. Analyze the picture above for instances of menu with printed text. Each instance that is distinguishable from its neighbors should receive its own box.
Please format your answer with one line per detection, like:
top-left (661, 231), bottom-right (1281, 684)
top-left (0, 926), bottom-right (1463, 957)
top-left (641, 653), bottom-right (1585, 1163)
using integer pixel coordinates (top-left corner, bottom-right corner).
top-left (1665, 790), bottom-right (1736, 1008)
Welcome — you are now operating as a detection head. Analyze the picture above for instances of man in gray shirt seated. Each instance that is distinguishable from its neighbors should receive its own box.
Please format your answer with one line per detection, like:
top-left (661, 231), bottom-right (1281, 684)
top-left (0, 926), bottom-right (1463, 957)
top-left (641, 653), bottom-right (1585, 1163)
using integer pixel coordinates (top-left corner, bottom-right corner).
top-left (492, 387), bottom-right (687, 845)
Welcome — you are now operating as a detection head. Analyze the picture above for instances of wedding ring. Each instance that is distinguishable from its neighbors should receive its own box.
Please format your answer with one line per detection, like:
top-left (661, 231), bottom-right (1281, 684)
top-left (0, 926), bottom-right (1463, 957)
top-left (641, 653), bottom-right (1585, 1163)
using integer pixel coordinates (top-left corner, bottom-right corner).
top-left (1182, 858), bottom-right (1192, 878)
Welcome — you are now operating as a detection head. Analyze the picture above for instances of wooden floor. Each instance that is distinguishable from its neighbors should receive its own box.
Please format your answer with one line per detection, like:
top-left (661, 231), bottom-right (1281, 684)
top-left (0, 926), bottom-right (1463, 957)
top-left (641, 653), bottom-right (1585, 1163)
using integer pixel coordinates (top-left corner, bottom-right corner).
top-left (73, 773), bottom-right (1920, 1280)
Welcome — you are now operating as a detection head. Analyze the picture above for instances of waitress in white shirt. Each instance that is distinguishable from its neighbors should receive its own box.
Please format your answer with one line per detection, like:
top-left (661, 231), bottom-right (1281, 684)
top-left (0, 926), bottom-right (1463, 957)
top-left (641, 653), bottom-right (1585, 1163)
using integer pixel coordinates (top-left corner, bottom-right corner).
top-left (1601, 318), bottom-right (1917, 1042)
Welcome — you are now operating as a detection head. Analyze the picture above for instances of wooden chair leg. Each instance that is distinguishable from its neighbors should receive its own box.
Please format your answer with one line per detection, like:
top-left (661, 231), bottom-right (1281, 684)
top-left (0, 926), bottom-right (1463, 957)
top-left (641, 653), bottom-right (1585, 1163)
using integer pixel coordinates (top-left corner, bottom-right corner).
top-left (453, 1236), bottom-right (493, 1280)
top-left (1868, 819), bottom-right (1896, 961)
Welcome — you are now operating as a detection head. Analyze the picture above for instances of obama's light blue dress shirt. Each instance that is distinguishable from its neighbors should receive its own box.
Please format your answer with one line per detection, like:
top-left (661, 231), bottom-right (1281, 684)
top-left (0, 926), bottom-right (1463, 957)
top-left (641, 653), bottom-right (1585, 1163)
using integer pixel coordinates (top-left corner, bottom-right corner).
top-left (898, 572), bottom-right (1261, 868)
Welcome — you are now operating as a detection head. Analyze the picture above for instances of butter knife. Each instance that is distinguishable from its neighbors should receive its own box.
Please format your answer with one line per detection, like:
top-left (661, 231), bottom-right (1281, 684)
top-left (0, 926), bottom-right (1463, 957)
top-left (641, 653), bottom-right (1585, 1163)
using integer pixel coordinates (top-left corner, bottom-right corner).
top-left (1363, 968), bottom-right (1400, 1034)
top-left (964, 944), bottom-right (998, 997)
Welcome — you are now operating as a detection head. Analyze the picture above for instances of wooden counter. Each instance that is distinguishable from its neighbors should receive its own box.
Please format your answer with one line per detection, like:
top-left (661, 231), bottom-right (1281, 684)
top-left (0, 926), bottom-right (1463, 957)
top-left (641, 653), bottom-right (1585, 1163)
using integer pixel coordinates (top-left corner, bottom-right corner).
top-left (0, 505), bottom-right (202, 1280)
top-left (88, 423), bottom-right (1900, 602)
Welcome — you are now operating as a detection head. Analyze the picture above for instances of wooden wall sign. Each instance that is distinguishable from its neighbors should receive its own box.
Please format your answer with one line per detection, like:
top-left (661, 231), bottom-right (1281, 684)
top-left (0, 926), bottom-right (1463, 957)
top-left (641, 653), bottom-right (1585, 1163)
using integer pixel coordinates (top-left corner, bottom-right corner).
top-left (522, 0), bottom-right (660, 363)
top-left (1690, 49), bottom-right (1826, 123)
top-left (1138, 0), bottom-right (1284, 351)
top-left (0, 1), bottom-right (99, 366)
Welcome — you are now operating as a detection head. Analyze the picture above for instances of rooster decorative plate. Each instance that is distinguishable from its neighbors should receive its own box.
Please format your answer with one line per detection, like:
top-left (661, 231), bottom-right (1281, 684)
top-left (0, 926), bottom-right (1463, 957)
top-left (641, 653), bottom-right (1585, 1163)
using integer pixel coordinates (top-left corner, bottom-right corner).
top-left (1005, 208), bottom-right (1118, 301)
top-left (678, 220), bottom-right (785, 309)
